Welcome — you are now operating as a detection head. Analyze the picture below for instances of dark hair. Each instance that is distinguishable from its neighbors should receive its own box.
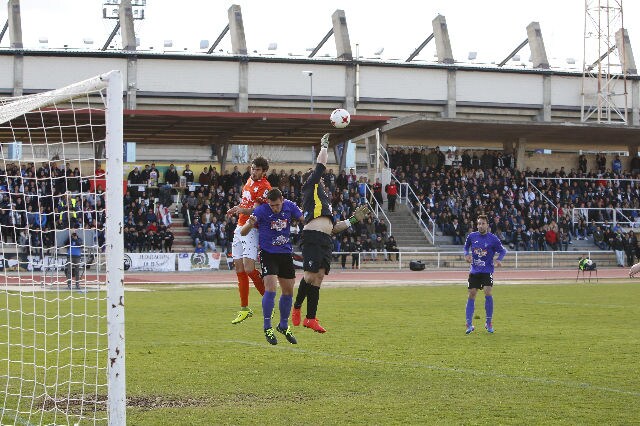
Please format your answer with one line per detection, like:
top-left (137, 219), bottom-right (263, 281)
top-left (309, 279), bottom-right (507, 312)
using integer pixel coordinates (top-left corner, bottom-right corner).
top-left (477, 214), bottom-right (489, 223)
top-left (252, 156), bottom-right (269, 172)
top-left (266, 188), bottom-right (283, 201)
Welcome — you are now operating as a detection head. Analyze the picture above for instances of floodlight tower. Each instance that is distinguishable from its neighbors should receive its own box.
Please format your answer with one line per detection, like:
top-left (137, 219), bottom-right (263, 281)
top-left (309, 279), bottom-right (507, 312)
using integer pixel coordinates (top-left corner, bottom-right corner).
top-left (581, 0), bottom-right (628, 124)
top-left (101, 0), bottom-right (146, 51)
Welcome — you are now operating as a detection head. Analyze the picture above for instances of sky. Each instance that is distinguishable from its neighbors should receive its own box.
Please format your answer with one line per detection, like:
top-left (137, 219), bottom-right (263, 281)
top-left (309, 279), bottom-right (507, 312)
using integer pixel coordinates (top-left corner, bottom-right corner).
top-left (1, 0), bottom-right (639, 70)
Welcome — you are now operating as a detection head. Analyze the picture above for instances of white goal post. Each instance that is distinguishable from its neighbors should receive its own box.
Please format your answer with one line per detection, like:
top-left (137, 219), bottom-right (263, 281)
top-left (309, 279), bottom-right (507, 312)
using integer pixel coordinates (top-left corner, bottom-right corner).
top-left (0, 71), bottom-right (125, 425)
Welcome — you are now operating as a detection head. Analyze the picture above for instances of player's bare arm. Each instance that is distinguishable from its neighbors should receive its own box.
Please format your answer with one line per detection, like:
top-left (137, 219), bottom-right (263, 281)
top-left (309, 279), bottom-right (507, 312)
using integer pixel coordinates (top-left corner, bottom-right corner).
top-left (227, 205), bottom-right (254, 216)
top-left (240, 215), bottom-right (257, 236)
top-left (332, 205), bottom-right (371, 235)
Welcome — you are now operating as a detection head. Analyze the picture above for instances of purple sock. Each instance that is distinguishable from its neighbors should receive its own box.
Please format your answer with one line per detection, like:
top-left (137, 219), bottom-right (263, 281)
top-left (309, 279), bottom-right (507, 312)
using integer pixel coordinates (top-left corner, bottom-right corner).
top-left (262, 291), bottom-right (276, 329)
top-left (485, 296), bottom-right (493, 323)
top-left (465, 298), bottom-right (475, 326)
top-left (279, 295), bottom-right (293, 329)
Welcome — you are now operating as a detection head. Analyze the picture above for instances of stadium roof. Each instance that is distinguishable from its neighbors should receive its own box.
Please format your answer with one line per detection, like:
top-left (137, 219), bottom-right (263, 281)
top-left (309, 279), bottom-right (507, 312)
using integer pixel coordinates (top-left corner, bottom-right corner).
top-left (382, 115), bottom-right (640, 149)
top-left (0, 109), bottom-right (391, 149)
top-left (122, 110), bottom-right (391, 147)
top-left (3, 109), bottom-right (640, 154)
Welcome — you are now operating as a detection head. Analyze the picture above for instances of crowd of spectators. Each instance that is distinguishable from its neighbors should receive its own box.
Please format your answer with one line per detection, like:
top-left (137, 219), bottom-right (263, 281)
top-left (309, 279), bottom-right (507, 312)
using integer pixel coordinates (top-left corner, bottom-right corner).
top-left (0, 161), bottom-right (106, 257)
top-left (177, 163), bottom-right (393, 263)
top-left (386, 146), bottom-right (640, 266)
top-left (8, 147), bottom-right (639, 267)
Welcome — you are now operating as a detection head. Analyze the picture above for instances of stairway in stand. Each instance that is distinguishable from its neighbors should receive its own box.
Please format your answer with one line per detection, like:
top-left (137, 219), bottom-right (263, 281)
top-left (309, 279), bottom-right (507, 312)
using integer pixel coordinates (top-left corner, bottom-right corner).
top-left (169, 221), bottom-right (195, 253)
top-left (382, 203), bottom-right (435, 250)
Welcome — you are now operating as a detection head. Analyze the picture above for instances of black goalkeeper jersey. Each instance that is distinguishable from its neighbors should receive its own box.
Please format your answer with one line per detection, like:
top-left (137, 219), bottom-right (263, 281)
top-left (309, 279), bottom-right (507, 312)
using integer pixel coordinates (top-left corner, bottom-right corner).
top-left (302, 163), bottom-right (334, 224)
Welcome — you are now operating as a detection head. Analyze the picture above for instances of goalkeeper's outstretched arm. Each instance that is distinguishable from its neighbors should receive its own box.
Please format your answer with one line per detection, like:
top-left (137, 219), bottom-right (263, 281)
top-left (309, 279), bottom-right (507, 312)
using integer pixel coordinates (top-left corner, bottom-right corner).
top-left (332, 205), bottom-right (371, 235)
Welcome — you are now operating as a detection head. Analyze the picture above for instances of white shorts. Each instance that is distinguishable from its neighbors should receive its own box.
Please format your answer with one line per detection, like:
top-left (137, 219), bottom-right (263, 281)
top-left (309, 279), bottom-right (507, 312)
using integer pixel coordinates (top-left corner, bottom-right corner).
top-left (231, 226), bottom-right (259, 261)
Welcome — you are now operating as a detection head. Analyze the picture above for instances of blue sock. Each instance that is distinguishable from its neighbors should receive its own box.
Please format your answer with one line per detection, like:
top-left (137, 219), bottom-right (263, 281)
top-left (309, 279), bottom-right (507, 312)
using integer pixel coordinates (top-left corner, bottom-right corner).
top-left (279, 295), bottom-right (293, 329)
top-left (485, 295), bottom-right (493, 324)
top-left (262, 291), bottom-right (276, 329)
top-left (465, 298), bottom-right (475, 326)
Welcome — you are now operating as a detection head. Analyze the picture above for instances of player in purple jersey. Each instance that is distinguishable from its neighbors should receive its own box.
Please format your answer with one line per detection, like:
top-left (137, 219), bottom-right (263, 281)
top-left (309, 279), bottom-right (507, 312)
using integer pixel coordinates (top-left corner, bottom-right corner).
top-left (241, 188), bottom-right (303, 345)
top-left (463, 214), bottom-right (507, 334)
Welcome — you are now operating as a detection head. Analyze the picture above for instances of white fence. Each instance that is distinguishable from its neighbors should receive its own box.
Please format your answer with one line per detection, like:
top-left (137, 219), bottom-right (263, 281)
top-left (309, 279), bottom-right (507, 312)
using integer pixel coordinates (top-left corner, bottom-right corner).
top-left (325, 250), bottom-right (617, 270)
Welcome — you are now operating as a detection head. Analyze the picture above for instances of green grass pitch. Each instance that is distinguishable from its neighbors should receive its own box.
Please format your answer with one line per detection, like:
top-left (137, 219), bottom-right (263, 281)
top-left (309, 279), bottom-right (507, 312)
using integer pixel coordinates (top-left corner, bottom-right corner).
top-left (124, 280), bottom-right (640, 425)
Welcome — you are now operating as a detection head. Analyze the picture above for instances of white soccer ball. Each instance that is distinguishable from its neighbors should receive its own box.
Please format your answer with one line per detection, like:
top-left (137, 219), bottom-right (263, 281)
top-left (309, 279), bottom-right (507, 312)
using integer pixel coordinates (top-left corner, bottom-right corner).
top-left (330, 108), bottom-right (351, 129)
top-left (585, 259), bottom-right (593, 266)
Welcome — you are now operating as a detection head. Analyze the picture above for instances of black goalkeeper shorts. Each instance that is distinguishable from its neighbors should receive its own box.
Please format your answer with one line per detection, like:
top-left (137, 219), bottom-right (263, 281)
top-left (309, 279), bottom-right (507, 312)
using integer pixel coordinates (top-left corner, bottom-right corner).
top-left (301, 230), bottom-right (333, 274)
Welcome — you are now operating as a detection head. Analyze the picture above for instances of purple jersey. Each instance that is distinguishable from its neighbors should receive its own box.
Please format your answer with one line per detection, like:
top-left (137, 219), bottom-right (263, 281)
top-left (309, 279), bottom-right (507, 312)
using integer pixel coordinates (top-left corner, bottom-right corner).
top-left (252, 199), bottom-right (303, 254)
top-left (464, 231), bottom-right (507, 274)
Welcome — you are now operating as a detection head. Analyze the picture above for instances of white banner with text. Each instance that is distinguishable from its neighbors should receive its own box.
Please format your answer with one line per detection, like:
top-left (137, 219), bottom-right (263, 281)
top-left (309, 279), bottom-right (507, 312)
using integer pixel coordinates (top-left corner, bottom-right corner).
top-left (177, 252), bottom-right (222, 271)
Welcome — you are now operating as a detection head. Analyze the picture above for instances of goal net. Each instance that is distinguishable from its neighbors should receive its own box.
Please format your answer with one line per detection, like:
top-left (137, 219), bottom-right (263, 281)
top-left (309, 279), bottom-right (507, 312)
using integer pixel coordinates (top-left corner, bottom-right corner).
top-left (0, 72), bottom-right (125, 425)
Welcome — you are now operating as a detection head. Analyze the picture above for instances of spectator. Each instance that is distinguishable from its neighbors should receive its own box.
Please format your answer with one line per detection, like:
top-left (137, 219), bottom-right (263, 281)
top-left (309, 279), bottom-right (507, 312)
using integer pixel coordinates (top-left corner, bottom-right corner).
top-left (385, 181), bottom-right (398, 212)
top-left (593, 226), bottom-right (606, 250)
top-left (578, 154), bottom-right (588, 174)
top-left (624, 231), bottom-right (637, 267)
top-left (198, 167), bottom-right (210, 186)
top-left (165, 164), bottom-right (179, 186)
top-left (351, 236), bottom-right (363, 269)
top-left (385, 235), bottom-right (399, 261)
top-left (372, 235), bottom-right (384, 261)
top-left (451, 218), bottom-right (465, 245)
top-left (612, 231), bottom-right (625, 267)
top-left (183, 164), bottom-right (194, 184)
top-left (340, 236), bottom-right (351, 269)
top-left (612, 155), bottom-right (622, 175)
top-left (160, 225), bottom-right (174, 252)
top-left (203, 225), bottom-right (218, 252)
top-left (558, 228), bottom-right (570, 251)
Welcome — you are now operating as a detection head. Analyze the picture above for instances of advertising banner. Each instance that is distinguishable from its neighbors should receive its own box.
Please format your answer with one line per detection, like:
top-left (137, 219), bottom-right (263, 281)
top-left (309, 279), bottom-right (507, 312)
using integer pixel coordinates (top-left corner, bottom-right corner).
top-left (177, 252), bottom-right (222, 271)
top-left (124, 253), bottom-right (176, 272)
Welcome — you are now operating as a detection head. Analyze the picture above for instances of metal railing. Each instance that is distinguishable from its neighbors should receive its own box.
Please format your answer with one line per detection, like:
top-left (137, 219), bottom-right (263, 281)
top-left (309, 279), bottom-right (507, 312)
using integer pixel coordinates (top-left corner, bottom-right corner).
top-left (395, 179), bottom-right (436, 244)
top-left (325, 249), bottom-right (616, 270)
top-left (524, 177), bottom-right (559, 223)
top-left (363, 183), bottom-right (392, 236)
top-left (375, 134), bottom-right (437, 244)
top-left (571, 207), bottom-right (640, 229)
top-left (525, 176), bottom-right (640, 225)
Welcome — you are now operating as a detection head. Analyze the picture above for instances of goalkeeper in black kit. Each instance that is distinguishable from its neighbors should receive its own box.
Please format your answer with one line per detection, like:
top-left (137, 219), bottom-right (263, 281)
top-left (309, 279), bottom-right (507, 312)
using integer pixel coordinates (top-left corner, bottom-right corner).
top-left (292, 133), bottom-right (371, 333)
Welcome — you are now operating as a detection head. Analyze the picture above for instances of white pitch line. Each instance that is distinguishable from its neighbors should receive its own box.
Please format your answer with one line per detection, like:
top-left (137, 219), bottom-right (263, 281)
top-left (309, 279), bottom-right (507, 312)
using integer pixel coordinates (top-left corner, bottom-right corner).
top-left (219, 339), bottom-right (640, 397)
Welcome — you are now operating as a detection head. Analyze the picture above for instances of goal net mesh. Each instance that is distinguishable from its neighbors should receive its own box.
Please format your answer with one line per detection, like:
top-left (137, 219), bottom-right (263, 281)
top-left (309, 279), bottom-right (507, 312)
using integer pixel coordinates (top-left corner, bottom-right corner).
top-left (0, 75), bottom-right (122, 425)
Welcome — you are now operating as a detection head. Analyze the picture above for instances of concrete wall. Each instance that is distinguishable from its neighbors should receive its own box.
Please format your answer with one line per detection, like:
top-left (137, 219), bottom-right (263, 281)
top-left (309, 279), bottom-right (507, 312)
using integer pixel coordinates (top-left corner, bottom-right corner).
top-left (22, 56), bottom-right (127, 90)
top-left (457, 72), bottom-right (543, 105)
top-left (137, 59), bottom-right (238, 93)
top-left (0, 53), bottom-right (611, 114)
top-left (359, 66), bottom-right (448, 101)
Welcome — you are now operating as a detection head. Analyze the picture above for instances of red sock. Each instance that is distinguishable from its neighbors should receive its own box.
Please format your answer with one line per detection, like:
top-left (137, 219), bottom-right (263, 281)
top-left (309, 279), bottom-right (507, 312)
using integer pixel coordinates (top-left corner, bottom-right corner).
top-left (236, 271), bottom-right (249, 307)
top-left (248, 269), bottom-right (265, 296)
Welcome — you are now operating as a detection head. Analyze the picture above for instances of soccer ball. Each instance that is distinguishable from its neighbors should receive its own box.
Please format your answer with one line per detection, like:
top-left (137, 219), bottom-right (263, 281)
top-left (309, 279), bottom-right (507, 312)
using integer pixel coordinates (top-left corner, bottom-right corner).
top-left (330, 108), bottom-right (350, 129)
top-left (585, 259), bottom-right (593, 266)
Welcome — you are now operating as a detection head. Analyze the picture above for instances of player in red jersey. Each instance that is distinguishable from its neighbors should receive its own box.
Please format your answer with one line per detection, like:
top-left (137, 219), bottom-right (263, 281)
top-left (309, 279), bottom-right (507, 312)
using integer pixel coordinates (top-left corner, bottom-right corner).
top-left (227, 157), bottom-right (271, 324)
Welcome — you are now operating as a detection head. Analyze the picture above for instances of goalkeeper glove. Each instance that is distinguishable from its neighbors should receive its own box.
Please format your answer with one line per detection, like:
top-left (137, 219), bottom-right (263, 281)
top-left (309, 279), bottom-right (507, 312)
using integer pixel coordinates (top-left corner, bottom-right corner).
top-left (320, 133), bottom-right (330, 149)
top-left (348, 205), bottom-right (371, 225)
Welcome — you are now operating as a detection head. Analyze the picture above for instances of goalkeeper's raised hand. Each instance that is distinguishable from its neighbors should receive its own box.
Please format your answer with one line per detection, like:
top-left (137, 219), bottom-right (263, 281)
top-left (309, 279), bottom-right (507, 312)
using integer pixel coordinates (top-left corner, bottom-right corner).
top-left (320, 133), bottom-right (330, 149)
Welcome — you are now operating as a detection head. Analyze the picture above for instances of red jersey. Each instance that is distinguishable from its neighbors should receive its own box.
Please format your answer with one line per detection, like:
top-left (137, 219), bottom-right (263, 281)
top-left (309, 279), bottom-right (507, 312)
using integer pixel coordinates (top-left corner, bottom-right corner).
top-left (237, 177), bottom-right (271, 226)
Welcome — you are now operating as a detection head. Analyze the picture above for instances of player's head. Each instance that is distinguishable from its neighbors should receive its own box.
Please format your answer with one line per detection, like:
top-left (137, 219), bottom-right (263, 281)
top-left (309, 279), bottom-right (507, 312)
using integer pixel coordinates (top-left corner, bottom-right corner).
top-left (251, 157), bottom-right (269, 180)
top-left (266, 188), bottom-right (284, 213)
top-left (477, 215), bottom-right (489, 235)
